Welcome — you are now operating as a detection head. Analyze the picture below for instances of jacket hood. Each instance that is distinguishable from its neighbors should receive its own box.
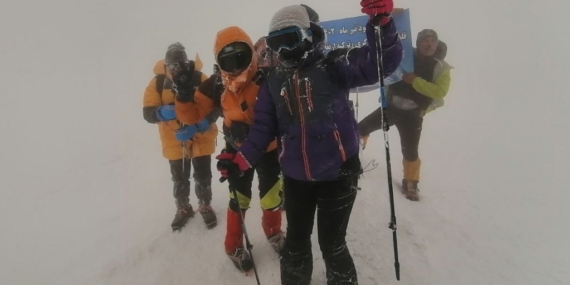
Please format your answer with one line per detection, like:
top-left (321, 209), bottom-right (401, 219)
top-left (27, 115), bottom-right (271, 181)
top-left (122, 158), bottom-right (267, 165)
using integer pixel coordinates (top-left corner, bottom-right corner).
top-left (213, 26), bottom-right (258, 92)
top-left (153, 59), bottom-right (167, 75)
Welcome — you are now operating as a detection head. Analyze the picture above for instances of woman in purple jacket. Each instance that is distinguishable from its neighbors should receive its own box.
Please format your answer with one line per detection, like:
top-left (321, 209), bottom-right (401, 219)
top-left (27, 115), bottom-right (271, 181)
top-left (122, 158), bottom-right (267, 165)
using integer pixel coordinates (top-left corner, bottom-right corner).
top-left (216, 1), bottom-right (402, 284)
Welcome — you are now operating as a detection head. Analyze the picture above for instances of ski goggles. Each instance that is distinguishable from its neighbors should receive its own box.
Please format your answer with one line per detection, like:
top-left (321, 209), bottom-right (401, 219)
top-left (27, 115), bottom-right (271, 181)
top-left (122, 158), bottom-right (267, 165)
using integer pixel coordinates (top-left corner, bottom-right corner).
top-left (265, 27), bottom-right (312, 53)
top-left (217, 43), bottom-right (253, 74)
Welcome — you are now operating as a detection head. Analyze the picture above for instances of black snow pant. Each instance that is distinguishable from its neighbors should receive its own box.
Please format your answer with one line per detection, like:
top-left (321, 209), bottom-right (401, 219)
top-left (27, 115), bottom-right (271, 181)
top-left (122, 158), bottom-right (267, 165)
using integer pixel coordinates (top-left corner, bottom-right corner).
top-left (169, 155), bottom-right (213, 208)
top-left (227, 147), bottom-right (282, 212)
top-left (280, 173), bottom-right (358, 285)
top-left (358, 107), bottom-right (424, 161)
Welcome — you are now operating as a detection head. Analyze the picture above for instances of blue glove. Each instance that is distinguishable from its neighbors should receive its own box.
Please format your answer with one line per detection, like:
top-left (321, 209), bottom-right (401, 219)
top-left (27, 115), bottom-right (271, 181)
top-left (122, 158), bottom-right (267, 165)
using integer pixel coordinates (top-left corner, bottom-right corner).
top-left (156, 105), bottom-right (176, 121)
top-left (175, 125), bottom-right (198, 141)
top-left (196, 119), bottom-right (211, 133)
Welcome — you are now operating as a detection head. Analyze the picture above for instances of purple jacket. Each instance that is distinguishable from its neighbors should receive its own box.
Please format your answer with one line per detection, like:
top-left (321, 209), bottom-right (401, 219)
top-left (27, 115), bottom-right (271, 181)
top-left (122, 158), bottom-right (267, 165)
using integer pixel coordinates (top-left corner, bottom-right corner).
top-left (240, 20), bottom-right (402, 181)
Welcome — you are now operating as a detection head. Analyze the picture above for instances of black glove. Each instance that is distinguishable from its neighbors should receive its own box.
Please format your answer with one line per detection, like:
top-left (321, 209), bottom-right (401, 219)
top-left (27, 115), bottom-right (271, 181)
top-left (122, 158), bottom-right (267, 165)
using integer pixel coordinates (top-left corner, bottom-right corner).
top-left (172, 60), bottom-right (196, 102)
top-left (223, 121), bottom-right (250, 144)
top-left (213, 63), bottom-right (221, 76)
top-left (212, 64), bottom-right (224, 99)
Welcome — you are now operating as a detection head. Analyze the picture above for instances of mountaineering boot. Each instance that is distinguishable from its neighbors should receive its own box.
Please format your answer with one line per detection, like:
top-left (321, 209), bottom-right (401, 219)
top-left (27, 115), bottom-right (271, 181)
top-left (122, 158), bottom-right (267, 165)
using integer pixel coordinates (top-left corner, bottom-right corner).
top-left (171, 198), bottom-right (195, 231)
top-left (268, 232), bottom-right (286, 255)
top-left (402, 179), bottom-right (420, 201)
top-left (227, 247), bottom-right (254, 273)
top-left (194, 179), bottom-right (216, 228)
top-left (402, 159), bottom-right (421, 201)
top-left (197, 201), bottom-right (217, 229)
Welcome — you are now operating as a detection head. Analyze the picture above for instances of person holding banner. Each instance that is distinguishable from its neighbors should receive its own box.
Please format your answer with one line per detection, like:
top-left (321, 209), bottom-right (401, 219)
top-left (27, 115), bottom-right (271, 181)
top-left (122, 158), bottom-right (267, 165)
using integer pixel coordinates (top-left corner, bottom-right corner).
top-left (358, 29), bottom-right (452, 201)
top-left (215, 1), bottom-right (402, 284)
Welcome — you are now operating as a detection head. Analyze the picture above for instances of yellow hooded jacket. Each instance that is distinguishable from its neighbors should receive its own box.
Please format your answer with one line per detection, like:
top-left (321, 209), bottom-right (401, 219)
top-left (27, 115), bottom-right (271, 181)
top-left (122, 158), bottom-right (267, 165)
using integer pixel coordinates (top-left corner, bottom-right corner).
top-left (143, 59), bottom-right (218, 160)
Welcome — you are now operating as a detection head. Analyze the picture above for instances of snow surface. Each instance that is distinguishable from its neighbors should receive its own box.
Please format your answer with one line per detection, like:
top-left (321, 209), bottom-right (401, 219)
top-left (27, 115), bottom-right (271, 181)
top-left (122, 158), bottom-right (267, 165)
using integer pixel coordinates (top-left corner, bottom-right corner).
top-left (1, 0), bottom-right (569, 284)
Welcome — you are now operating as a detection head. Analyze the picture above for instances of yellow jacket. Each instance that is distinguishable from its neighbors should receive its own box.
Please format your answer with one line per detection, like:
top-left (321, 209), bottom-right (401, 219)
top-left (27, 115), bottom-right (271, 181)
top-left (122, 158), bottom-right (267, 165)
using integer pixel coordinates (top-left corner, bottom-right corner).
top-left (143, 59), bottom-right (217, 160)
top-left (412, 58), bottom-right (452, 113)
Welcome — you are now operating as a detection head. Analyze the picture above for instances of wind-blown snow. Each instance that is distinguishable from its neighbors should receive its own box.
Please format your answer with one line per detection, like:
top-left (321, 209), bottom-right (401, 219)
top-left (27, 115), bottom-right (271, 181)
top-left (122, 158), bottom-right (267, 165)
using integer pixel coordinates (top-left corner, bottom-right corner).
top-left (1, 0), bottom-right (569, 284)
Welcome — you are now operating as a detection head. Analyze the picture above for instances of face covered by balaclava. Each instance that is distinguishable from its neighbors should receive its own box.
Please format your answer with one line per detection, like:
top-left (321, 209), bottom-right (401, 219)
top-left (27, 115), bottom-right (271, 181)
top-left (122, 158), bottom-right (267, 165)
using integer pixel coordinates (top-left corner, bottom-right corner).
top-left (165, 42), bottom-right (191, 74)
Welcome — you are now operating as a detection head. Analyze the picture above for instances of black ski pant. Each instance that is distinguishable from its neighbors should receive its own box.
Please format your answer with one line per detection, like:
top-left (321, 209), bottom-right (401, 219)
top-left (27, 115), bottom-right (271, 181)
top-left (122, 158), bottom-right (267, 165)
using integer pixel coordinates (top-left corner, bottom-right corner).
top-left (227, 148), bottom-right (282, 211)
top-left (280, 174), bottom-right (358, 285)
top-left (358, 107), bottom-right (424, 161)
top-left (169, 155), bottom-right (213, 206)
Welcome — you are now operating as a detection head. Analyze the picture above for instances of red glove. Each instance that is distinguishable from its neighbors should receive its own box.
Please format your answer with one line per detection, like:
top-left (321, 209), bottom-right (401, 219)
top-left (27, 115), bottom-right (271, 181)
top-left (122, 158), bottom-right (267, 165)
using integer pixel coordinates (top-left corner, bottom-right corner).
top-left (216, 151), bottom-right (251, 181)
top-left (360, 0), bottom-right (393, 25)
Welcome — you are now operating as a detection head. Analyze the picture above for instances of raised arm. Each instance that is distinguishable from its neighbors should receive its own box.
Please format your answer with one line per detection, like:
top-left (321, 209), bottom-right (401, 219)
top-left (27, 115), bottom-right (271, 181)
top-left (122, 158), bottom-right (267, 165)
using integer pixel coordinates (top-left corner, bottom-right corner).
top-left (175, 72), bottom-right (219, 125)
top-left (333, 19), bottom-right (402, 89)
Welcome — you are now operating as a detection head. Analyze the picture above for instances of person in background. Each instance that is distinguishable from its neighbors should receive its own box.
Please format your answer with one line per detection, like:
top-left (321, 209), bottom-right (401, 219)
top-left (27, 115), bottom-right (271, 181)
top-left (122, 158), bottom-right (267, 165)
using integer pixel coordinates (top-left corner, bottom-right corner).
top-left (358, 29), bottom-right (452, 201)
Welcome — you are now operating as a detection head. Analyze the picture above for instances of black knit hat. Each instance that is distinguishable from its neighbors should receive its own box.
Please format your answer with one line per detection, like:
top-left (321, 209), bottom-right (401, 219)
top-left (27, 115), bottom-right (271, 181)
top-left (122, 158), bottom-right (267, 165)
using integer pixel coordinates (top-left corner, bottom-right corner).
top-left (165, 42), bottom-right (188, 64)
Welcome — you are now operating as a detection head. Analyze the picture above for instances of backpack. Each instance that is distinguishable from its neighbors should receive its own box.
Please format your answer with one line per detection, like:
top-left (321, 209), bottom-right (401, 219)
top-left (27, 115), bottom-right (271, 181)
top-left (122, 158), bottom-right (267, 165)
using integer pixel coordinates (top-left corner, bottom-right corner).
top-left (426, 40), bottom-right (449, 113)
top-left (434, 40), bottom-right (447, 61)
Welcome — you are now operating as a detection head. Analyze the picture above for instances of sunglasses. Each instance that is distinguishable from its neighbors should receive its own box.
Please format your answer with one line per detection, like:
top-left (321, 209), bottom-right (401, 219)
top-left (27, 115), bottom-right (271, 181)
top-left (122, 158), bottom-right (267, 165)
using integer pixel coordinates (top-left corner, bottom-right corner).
top-left (166, 61), bottom-right (190, 71)
top-left (265, 27), bottom-right (312, 53)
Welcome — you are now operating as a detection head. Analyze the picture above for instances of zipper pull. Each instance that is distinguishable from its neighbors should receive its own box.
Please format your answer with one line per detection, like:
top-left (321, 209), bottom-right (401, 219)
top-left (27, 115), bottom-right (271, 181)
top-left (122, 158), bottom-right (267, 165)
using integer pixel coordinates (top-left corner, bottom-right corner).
top-left (304, 77), bottom-right (313, 112)
top-left (281, 83), bottom-right (293, 115)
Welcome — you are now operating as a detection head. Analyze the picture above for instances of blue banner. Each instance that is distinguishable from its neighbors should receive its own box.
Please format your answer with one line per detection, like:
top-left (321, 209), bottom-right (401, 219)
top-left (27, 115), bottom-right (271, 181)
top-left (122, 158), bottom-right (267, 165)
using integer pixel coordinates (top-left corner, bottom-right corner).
top-left (319, 9), bottom-right (413, 92)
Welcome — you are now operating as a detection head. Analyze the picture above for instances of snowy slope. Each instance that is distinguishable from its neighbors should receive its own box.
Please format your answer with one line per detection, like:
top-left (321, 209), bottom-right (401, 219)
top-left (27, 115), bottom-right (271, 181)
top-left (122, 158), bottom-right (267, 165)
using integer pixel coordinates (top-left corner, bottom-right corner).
top-left (1, 0), bottom-right (569, 284)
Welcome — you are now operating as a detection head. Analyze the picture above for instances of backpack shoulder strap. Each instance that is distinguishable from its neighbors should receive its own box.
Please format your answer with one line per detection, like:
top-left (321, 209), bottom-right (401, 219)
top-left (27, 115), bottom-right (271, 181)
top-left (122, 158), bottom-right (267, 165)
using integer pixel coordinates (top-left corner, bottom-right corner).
top-left (155, 74), bottom-right (166, 94)
top-left (154, 63), bottom-right (167, 94)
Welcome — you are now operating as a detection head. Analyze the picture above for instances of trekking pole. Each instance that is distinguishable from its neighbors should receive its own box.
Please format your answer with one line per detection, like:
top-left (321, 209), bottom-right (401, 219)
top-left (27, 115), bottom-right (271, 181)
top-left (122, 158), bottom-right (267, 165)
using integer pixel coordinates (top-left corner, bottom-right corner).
top-left (228, 184), bottom-right (261, 284)
top-left (180, 122), bottom-right (187, 173)
top-left (373, 17), bottom-right (400, 281)
top-left (353, 87), bottom-right (365, 189)
top-left (173, 62), bottom-right (196, 173)
top-left (355, 87), bottom-right (360, 121)
top-left (220, 137), bottom-right (261, 284)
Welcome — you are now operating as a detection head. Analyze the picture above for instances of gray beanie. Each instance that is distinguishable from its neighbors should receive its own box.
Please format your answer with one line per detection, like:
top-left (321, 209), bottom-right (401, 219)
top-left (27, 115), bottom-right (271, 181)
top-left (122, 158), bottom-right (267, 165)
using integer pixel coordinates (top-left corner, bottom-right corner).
top-left (165, 42), bottom-right (188, 64)
top-left (269, 5), bottom-right (311, 33)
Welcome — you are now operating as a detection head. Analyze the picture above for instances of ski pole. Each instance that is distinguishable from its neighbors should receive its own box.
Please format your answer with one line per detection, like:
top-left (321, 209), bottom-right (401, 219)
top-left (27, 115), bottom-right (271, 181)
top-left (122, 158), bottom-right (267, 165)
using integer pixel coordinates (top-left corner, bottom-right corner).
top-left (180, 122), bottom-right (187, 173)
top-left (373, 18), bottom-right (400, 281)
top-left (355, 87), bottom-right (360, 121)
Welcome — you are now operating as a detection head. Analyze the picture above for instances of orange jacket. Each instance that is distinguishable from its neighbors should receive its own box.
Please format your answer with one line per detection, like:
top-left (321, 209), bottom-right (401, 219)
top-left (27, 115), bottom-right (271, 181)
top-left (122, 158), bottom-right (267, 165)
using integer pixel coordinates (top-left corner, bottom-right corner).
top-left (176, 26), bottom-right (276, 151)
top-left (143, 59), bottom-right (218, 160)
